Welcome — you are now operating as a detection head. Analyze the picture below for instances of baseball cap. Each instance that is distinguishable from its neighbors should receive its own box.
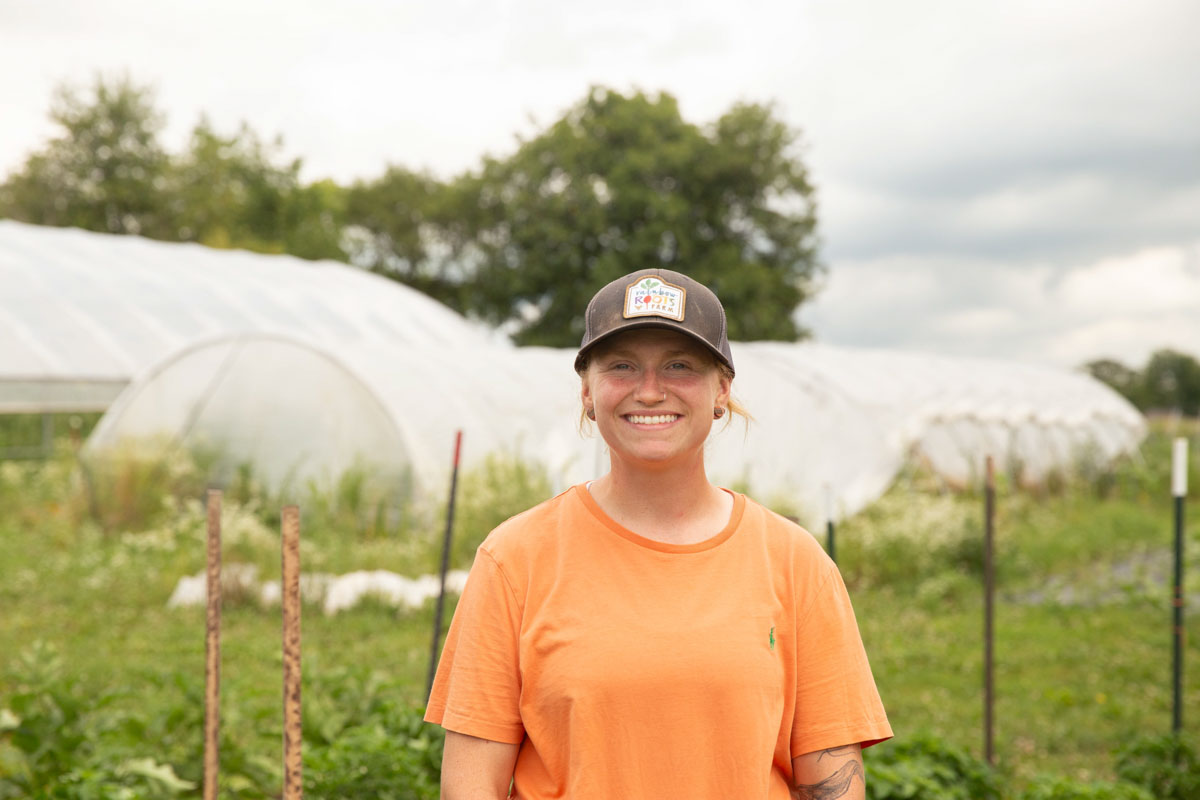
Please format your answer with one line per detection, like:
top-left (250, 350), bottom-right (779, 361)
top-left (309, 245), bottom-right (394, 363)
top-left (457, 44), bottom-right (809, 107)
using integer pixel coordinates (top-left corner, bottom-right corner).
top-left (574, 268), bottom-right (734, 375)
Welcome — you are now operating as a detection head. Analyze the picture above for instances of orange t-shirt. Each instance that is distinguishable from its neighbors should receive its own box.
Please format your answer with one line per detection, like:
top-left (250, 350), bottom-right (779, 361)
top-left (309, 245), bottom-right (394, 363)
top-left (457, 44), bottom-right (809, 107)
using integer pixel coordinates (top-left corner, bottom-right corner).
top-left (425, 485), bottom-right (891, 799)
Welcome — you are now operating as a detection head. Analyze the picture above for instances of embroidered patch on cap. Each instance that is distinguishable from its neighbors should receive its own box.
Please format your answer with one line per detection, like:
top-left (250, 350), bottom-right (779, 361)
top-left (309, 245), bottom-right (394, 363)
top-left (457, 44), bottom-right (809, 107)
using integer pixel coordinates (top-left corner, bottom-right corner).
top-left (623, 277), bottom-right (686, 321)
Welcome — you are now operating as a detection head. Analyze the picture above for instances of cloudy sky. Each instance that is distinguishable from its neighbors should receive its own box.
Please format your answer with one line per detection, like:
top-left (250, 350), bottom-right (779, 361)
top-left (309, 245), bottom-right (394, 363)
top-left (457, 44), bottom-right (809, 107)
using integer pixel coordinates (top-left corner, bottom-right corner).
top-left (2, 0), bottom-right (1197, 368)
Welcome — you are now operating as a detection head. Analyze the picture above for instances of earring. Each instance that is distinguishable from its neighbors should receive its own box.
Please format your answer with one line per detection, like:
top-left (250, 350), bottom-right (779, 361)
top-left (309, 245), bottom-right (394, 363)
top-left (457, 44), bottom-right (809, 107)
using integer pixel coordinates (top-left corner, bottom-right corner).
top-left (713, 407), bottom-right (726, 419)
top-left (586, 407), bottom-right (596, 420)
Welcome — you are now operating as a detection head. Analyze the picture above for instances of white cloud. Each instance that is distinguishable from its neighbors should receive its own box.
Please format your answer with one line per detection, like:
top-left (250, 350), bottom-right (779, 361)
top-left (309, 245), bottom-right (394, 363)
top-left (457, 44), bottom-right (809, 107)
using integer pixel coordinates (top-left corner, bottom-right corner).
top-left (807, 243), bottom-right (1200, 367)
top-left (2, 0), bottom-right (1198, 370)
top-left (1044, 311), bottom-right (1200, 367)
top-left (1056, 245), bottom-right (1200, 316)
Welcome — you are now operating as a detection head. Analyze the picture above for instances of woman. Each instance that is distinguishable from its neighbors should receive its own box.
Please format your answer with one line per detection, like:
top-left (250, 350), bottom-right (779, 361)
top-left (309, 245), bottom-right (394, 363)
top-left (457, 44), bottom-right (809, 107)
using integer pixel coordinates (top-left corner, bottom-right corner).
top-left (425, 269), bottom-right (891, 799)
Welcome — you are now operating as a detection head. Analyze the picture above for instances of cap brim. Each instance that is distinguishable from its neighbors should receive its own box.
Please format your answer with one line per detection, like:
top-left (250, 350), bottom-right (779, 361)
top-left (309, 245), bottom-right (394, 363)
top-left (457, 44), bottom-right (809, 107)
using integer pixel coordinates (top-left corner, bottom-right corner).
top-left (574, 318), bottom-right (734, 375)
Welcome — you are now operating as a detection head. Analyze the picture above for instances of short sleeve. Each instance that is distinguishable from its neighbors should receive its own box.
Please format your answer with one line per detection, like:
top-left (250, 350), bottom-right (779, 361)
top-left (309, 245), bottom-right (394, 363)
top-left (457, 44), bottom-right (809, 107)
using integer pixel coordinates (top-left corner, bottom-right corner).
top-left (424, 548), bottom-right (526, 744)
top-left (790, 564), bottom-right (892, 757)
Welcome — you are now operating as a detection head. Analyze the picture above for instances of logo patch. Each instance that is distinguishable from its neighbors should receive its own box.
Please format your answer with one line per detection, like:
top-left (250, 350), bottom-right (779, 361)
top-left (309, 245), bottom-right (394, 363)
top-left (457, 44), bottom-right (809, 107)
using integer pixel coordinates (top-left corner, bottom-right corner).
top-left (623, 277), bottom-right (686, 321)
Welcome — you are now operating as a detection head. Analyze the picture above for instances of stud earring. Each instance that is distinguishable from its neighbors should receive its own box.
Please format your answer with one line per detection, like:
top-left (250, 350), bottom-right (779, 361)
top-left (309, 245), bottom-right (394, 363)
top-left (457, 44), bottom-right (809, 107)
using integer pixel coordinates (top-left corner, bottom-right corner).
top-left (713, 407), bottom-right (726, 419)
top-left (586, 407), bottom-right (596, 420)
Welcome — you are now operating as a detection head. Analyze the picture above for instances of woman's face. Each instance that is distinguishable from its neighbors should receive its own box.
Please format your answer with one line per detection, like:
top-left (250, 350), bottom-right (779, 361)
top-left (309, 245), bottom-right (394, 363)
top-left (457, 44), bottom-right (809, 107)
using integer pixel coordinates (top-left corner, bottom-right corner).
top-left (581, 328), bottom-right (731, 471)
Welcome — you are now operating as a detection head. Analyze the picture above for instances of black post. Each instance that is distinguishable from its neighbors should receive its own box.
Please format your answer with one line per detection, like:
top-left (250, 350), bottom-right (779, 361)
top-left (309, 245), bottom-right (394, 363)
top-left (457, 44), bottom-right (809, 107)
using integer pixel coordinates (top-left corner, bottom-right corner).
top-left (984, 455), bottom-right (995, 765)
top-left (1172, 438), bottom-right (1188, 733)
top-left (427, 430), bottom-right (463, 702)
top-left (825, 484), bottom-right (836, 564)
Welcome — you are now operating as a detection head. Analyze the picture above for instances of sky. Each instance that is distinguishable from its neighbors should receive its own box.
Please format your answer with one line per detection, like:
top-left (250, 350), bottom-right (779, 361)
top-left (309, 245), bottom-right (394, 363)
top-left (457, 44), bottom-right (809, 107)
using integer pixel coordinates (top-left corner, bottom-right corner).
top-left (2, 0), bottom-right (1198, 369)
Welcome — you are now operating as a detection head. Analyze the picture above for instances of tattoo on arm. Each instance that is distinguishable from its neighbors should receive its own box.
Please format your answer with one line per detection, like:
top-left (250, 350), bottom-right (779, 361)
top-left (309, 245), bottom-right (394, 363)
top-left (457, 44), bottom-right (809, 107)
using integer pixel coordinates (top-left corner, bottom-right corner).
top-left (816, 745), bottom-right (858, 763)
top-left (791, 760), bottom-right (864, 800)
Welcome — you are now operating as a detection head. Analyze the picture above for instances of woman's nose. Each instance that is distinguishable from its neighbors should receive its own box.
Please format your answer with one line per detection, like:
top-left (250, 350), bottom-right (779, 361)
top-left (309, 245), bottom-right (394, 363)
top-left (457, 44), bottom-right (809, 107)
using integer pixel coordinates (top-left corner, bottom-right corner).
top-left (634, 372), bottom-right (666, 403)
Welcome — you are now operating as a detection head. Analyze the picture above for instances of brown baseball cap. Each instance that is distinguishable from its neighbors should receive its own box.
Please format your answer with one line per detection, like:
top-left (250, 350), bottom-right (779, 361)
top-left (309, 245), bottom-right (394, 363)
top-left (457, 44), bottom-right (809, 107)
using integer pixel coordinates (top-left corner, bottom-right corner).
top-left (574, 268), bottom-right (734, 375)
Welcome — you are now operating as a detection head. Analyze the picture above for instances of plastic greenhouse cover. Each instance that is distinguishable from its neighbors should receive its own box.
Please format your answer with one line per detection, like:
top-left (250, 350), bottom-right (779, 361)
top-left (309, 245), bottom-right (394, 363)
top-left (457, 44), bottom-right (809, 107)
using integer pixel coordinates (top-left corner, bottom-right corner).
top-left (0, 220), bottom-right (499, 412)
top-left (4, 221), bottom-right (1144, 520)
top-left (87, 333), bottom-right (1146, 525)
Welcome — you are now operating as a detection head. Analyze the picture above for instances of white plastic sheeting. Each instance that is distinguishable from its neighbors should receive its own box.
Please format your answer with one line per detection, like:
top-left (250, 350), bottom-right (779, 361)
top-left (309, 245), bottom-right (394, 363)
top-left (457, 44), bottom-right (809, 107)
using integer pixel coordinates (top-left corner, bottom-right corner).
top-left (86, 336), bottom-right (591, 496)
top-left (716, 343), bottom-right (1146, 518)
top-left (87, 334), bottom-right (1146, 523)
top-left (0, 220), bottom-right (496, 413)
top-left (166, 565), bottom-right (470, 615)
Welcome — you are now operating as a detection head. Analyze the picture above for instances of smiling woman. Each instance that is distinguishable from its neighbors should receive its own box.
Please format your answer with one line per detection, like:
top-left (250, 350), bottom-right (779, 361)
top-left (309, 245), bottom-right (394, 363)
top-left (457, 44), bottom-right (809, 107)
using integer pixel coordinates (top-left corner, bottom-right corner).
top-left (424, 269), bottom-right (892, 800)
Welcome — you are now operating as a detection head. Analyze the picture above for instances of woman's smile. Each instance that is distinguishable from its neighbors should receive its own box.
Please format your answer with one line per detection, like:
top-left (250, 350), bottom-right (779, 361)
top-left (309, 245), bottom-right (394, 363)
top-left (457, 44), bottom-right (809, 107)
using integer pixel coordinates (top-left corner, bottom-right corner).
top-left (624, 413), bottom-right (680, 426)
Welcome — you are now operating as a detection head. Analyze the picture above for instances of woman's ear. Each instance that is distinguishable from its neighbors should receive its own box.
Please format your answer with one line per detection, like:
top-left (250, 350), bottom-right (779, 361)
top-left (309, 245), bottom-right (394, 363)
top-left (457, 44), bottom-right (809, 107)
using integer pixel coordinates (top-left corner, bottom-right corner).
top-left (715, 371), bottom-right (732, 408)
top-left (580, 373), bottom-right (593, 407)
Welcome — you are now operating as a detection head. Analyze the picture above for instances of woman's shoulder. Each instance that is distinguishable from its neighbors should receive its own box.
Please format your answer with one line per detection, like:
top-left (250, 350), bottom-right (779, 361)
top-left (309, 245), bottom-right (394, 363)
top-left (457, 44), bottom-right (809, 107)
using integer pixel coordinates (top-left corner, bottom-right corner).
top-left (478, 484), bottom-right (584, 560)
top-left (736, 493), bottom-right (832, 561)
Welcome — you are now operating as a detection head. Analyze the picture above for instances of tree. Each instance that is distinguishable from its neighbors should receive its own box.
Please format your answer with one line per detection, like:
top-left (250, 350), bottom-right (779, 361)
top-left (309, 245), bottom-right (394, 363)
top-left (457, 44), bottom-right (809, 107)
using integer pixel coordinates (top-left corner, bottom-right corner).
top-left (0, 75), bottom-right (170, 236)
top-left (1, 77), bottom-right (346, 262)
top-left (342, 166), bottom-right (462, 306)
top-left (1084, 350), bottom-right (1200, 417)
top-left (1084, 358), bottom-right (1144, 408)
top-left (1141, 349), bottom-right (1200, 417)
top-left (169, 118), bottom-right (345, 259)
top-left (448, 87), bottom-right (822, 346)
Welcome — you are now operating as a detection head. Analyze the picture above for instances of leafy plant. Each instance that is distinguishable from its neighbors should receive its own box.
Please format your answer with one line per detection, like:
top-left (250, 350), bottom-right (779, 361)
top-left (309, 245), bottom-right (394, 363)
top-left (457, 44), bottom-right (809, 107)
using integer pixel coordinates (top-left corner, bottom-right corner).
top-left (305, 711), bottom-right (443, 799)
top-left (0, 643), bottom-right (194, 799)
top-left (1114, 733), bottom-right (1200, 800)
top-left (865, 734), bottom-right (1002, 800)
top-left (303, 666), bottom-right (444, 799)
top-left (1016, 775), bottom-right (1153, 800)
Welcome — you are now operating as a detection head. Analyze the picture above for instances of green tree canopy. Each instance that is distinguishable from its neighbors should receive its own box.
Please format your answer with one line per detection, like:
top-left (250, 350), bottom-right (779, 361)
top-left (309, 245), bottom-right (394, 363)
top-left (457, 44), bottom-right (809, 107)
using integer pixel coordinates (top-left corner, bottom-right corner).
top-left (169, 118), bottom-right (345, 259)
top-left (4, 81), bottom-right (825, 343)
top-left (342, 166), bottom-right (462, 307)
top-left (0, 76), bottom-right (170, 236)
top-left (1084, 358), bottom-right (1144, 408)
top-left (0, 76), bottom-right (345, 261)
top-left (446, 87), bottom-right (822, 346)
top-left (1084, 349), bottom-right (1200, 417)
top-left (1142, 349), bottom-right (1200, 417)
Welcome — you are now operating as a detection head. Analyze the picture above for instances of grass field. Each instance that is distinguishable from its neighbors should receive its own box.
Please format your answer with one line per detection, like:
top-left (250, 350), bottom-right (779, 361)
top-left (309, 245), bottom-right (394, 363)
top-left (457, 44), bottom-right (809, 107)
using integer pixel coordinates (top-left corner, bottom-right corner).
top-left (1, 417), bottom-right (1197, 796)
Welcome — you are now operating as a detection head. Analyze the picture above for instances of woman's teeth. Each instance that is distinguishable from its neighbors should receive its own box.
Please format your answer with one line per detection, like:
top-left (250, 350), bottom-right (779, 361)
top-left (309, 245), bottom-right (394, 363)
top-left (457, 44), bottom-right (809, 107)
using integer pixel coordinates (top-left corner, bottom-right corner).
top-left (627, 414), bottom-right (678, 424)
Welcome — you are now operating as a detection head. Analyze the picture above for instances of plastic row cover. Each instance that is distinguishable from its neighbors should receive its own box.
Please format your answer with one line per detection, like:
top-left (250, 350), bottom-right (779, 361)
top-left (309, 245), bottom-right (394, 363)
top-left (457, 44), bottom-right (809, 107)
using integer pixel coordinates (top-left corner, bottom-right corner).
top-left (87, 335), bottom-right (1145, 525)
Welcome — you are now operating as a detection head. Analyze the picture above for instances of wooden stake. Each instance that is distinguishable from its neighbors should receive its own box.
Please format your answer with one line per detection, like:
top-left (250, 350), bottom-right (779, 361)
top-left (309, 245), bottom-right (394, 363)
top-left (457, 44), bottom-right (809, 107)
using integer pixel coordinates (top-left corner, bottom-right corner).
top-left (281, 506), bottom-right (303, 800)
top-left (203, 490), bottom-right (222, 800)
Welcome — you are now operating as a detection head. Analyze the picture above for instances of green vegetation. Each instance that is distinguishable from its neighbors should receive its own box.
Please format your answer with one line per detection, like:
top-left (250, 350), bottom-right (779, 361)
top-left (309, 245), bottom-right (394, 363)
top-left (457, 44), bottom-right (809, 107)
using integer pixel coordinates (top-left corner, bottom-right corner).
top-left (1, 421), bottom-right (1198, 797)
top-left (439, 87), bottom-right (820, 345)
top-left (0, 77), bottom-right (820, 344)
top-left (1086, 349), bottom-right (1200, 417)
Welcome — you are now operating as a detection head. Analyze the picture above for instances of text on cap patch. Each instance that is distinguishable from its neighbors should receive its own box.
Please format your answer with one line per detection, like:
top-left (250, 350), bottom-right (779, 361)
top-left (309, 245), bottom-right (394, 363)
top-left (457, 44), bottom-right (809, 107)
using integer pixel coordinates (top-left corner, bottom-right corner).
top-left (623, 277), bottom-right (686, 321)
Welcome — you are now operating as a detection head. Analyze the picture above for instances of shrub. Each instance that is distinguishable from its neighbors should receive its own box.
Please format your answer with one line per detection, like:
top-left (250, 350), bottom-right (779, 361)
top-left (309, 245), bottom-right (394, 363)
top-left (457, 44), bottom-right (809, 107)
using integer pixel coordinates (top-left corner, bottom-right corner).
top-left (303, 666), bottom-right (443, 799)
top-left (865, 734), bottom-right (1002, 800)
top-left (1016, 775), bottom-right (1153, 800)
top-left (0, 643), bottom-right (195, 800)
top-left (1114, 733), bottom-right (1200, 800)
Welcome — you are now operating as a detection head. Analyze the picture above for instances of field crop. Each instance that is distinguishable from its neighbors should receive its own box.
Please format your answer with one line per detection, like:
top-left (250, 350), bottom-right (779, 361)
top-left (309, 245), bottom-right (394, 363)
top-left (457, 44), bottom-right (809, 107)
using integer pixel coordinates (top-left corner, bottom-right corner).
top-left (0, 417), bottom-right (1197, 797)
